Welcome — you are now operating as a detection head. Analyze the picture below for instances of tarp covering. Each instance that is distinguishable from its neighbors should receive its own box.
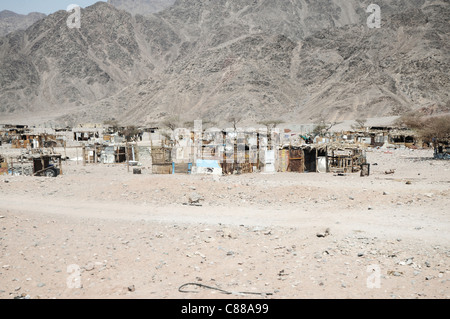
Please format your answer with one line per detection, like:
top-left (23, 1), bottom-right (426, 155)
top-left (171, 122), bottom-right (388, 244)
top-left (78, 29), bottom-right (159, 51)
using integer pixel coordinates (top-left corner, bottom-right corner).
top-left (196, 160), bottom-right (221, 168)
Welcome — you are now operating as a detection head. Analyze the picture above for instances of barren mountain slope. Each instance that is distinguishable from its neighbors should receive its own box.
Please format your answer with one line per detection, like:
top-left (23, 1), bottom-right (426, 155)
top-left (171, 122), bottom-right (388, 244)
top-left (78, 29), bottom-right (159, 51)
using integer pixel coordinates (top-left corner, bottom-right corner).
top-left (108, 0), bottom-right (176, 15)
top-left (0, 2), bottom-right (182, 116)
top-left (0, 10), bottom-right (46, 37)
top-left (63, 2), bottom-right (449, 126)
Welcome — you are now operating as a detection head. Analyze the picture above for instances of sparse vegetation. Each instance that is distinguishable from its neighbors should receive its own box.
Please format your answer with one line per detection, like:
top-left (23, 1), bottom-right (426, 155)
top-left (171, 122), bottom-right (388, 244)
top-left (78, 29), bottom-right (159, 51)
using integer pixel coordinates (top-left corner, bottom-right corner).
top-left (312, 119), bottom-right (340, 137)
top-left (228, 116), bottom-right (243, 131)
top-left (123, 125), bottom-right (140, 142)
top-left (257, 120), bottom-right (285, 130)
top-left (351, 118), bottom-right (367, 130)
top-left (396, 113), bottom-right (450, 143)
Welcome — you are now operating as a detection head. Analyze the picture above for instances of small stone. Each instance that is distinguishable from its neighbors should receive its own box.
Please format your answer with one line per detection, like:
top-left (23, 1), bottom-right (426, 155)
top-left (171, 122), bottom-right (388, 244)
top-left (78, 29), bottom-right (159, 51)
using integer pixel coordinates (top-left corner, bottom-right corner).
top-left (194, 251), bottom-right (206, 259)
top-left (316, 228), bottom-right (330, 238)
top-left (37, 283), bottom-right (46, 288)
top-left (188, 193), bottom-right (204, 206)
top-left (84, 263), bottom-right (95, 271)
top-left (128, 285), bottom-right (135, 292)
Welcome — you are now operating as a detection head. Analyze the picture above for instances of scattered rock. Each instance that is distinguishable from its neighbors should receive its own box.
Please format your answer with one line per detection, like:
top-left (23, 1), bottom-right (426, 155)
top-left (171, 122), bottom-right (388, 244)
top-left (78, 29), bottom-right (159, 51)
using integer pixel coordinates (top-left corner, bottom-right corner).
top-left (278, 270), bottom-right (288, 277)
top-left (128, 285), bottom-right (135, 292)
top-left (84, 263), bottom-right (95, 272)
top-left (388, 271), bottom-right (403, 277)
top-left (222, 228), bottom-right (236, 239)
top-left (316, 228), bottom-right (331, 238)
top-left (194, 251), bottom-right (206, 259)
top-left (188, 193), bottom-right (204, 206)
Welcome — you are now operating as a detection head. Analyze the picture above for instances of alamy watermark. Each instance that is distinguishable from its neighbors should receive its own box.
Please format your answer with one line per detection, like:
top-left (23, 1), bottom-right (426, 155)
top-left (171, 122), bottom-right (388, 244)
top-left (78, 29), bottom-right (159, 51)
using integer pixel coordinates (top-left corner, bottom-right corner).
top-left (367, 264), bottom-right (381, 289)
top-left (367, 4), bottom-right (382, 29)
top-left (65, 4), bottom-right (381, 30)
top-left (66, 264), bottom-right (82, 289)
top-left (67, 4), bottom-right (81, 29)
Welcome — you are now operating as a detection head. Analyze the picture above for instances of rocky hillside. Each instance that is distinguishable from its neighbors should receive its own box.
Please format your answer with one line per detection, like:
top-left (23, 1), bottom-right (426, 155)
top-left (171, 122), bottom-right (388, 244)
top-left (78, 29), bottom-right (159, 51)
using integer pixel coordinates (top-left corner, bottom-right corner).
top-left (0, 10), bottom-right (46, 37)
top-left (0, 0), bottom-right (448, 126)
top-left (108, 0), bottom-right (176, 15)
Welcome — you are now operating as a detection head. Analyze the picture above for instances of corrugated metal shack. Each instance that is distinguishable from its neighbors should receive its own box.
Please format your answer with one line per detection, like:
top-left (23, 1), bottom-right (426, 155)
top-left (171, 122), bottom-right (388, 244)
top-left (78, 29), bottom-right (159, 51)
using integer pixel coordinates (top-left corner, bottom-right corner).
top-left (0, 152), bottom-right (62, 177)
top-left (82, 143), bottom-right (139, 165)
top-left (278, 143), bottom-right (366, 174)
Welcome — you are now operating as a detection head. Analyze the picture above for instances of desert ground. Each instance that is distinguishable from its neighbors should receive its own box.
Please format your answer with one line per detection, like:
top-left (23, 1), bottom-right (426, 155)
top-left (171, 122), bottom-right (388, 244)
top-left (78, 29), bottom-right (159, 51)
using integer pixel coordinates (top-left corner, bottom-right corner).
top-left (0, 146), bottom-right (449, 299)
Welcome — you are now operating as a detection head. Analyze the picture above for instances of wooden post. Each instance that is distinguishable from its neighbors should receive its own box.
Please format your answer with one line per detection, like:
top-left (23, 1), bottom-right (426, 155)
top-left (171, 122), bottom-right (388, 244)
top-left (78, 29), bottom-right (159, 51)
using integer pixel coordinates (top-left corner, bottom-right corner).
top-left (41, 157), bottom-right (45, 175)
top-left (315, 148), bottom-right (318, 173)
top-left (82, 146), bottom-right (86, 166)
top-left (126, 142), bottom-right (130, 172)
top-left (21, 155), bottom-right (24, 176)
top-left (76, 146), bottom-right (79, 165)
top-left (59, 157), bottom-right (63, 176)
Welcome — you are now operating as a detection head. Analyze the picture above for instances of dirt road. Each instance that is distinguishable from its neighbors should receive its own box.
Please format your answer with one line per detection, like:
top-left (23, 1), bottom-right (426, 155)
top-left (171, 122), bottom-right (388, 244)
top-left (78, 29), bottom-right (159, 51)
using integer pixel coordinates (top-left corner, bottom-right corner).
top-left (0, 148), bottom-right (449, 299)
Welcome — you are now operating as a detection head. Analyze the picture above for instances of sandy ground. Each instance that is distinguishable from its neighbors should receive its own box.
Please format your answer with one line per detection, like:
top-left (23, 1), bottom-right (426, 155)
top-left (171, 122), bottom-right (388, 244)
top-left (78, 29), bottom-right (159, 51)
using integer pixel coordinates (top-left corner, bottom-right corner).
top-left (0, 147), bottom-right (449, 299)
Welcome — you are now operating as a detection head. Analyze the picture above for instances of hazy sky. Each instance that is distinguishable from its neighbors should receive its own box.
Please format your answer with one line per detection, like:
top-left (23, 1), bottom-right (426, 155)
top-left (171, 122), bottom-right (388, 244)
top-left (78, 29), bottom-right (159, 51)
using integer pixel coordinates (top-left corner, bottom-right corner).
top-left (0, 0), bottom-right (106, 15)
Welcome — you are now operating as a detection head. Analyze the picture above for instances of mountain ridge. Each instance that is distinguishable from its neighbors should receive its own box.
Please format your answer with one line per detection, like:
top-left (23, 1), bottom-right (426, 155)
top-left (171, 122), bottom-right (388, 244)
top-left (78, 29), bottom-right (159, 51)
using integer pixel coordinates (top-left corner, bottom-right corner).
top-left (0, 10), bottom-right (46, 37)
top-left (0, 0), bottom-right (448, 127)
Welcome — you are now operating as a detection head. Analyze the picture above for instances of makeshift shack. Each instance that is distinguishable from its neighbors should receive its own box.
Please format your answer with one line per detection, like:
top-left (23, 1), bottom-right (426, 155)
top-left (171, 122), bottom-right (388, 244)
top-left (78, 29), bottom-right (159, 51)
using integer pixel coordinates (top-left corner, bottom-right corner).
top-left (328, 145), bottom-right (367, 174)
top-left (151, 146), bottom-right (173, 174)
top-left (82, 143), bottom-right (138, 165)
top-left (433, 139), bottom-right (450, 160)
top-left (278, 143), bottom-right (366, 174)
top-left (0, 155), bottom-right (7, 175)
top-left (32, 154), bottom-right (62, 177)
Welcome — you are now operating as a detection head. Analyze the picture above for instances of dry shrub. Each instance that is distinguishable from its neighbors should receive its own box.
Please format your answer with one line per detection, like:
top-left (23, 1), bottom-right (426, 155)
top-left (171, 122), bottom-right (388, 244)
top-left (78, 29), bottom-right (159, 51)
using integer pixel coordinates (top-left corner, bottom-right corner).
top-left (396, 113), bottom-right (450, 143)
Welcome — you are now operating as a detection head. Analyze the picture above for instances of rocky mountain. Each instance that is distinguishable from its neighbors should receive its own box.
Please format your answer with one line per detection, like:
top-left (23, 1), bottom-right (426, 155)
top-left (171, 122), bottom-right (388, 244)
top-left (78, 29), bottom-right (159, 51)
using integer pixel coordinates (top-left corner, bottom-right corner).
top-left (0, 0), bottom-right (448, 127)
top-left (108, 0), bottom-right (176, 15)
top-left (0, 10), bottom-right (46, 37)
